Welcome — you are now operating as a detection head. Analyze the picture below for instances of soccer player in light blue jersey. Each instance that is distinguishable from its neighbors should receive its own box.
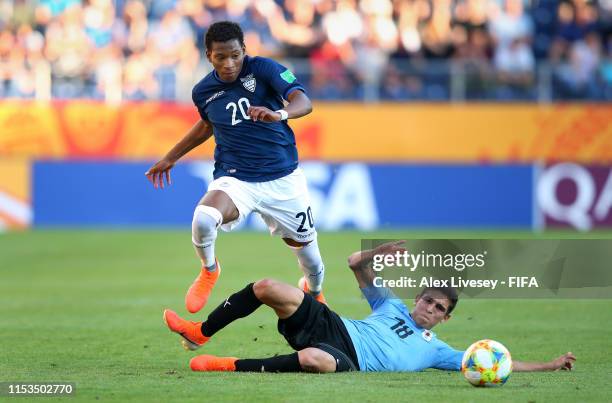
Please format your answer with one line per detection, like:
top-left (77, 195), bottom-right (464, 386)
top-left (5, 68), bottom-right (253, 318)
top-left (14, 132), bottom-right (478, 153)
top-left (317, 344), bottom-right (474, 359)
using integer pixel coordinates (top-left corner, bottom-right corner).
top-left (163, 241), bottom-right (576, 373)
top-left (146, 21), bottom-right (326, 314)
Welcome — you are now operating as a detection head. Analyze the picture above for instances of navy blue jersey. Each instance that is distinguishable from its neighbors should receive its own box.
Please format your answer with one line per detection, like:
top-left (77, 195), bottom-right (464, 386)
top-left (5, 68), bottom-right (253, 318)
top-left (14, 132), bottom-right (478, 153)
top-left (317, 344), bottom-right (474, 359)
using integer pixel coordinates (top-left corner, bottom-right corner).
top-left (192, 55), bottom-right (306, 182)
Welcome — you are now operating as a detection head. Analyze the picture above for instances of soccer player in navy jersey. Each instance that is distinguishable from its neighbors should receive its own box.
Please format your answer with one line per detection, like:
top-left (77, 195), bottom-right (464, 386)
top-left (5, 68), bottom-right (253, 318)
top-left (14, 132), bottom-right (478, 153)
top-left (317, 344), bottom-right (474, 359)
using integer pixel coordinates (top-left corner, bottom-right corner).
top-left (163, 240), bottom-right (576, 373)
top-left (146, 21), bottom-right (326, 313)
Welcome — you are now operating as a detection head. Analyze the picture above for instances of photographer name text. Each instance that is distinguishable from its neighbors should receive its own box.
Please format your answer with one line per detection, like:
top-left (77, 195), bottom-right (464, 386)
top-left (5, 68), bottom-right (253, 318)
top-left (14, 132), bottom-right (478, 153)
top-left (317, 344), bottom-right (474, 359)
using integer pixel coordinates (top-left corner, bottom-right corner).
top-left (373, 276), bottom-right (539, 290)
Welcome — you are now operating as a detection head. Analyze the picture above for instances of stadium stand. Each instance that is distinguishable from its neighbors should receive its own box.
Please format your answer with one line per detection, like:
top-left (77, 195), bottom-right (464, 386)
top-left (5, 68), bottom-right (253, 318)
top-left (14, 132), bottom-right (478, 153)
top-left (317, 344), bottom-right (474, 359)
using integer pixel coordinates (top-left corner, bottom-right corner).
top-left (0, 0), bottom-right (610, 102)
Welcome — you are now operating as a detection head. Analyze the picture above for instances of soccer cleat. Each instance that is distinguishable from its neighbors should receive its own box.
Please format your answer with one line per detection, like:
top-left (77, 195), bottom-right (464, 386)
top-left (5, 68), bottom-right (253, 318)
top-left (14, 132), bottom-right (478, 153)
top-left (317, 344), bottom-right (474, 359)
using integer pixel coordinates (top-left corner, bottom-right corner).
top-left (163, 309), bottom-right (209, 351)
top-left (298, 276), bottom-right (327, 305)
top-left (185, 259), bottom-right (221, 313)
top-left (190, 354), bottom-right (237, 372)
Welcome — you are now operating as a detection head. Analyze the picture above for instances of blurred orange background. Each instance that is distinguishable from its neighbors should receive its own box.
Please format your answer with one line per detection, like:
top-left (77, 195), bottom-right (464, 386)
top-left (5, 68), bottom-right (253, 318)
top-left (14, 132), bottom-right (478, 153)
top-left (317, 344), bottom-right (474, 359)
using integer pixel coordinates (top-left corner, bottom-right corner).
top-left (1, 101), bottom-right (611, 163)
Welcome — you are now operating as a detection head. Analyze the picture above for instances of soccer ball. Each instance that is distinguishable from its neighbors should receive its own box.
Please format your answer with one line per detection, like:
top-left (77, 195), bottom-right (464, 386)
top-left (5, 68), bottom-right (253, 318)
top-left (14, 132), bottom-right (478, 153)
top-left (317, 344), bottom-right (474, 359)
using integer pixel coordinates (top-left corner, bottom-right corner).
top-left (461, 339), bottom-right (513, 387)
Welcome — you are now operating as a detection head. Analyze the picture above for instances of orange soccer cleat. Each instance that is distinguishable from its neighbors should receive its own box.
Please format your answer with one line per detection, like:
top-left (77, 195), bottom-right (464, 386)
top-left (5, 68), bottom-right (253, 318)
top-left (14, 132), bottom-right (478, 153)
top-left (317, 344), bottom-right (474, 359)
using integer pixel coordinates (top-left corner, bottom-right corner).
top-left (185, 259), bottom-right (221, 313)
top-left (163, 309), bottom-right (209, 351)
top-left (298, 276), bottom-right (327, 305)
top-left (190, 354), bottom-right (237, 372)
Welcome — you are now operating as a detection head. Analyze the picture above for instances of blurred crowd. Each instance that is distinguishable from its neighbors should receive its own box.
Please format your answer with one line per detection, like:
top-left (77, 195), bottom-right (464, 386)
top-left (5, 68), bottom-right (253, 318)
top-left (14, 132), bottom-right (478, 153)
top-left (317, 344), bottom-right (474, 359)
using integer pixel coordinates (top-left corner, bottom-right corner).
top-left (1, 0), bottom-right (611, 102)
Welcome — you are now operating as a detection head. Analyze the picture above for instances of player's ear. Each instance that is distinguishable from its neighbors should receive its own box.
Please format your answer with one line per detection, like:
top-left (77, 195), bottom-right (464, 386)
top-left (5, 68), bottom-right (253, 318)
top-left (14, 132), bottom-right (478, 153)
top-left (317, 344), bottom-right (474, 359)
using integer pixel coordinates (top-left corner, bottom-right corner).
top-left (441, 314), bottom-right (451, 323)
top-left (205, 50), bottom-right (212, 62)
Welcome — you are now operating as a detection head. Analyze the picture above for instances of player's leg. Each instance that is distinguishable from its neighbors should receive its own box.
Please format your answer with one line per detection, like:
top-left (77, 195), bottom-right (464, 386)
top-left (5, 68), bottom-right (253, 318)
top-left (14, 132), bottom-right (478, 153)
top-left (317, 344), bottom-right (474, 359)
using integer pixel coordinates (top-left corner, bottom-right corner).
top-left (165, 279), bottom-right (303, 350)
top-left (186, 190), bottom-right (240, 313)
top-left (283, 237), bottom-right (326, 303)
top-left (251, 278), bottom-right (305, 318)
top-left (201, 279), bottom-right (303, 334)
top-left (186, 174), bottom-right (258, 313)
top-left (298, 348), bottom-right (337, 372)
top-left (257, 169), bottom-right (326, 302)
top-left (191, 190), bottom-right (239, 270)
top-left (189, 347), bottom-right (336, 373)
top-left (186, 282), bottom-right (358, 373)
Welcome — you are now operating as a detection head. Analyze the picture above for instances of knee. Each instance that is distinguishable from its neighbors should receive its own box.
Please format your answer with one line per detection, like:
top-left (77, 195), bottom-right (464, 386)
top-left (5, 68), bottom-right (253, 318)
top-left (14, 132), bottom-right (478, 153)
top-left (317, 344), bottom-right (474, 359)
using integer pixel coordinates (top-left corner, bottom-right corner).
top-left (298, 348), bottom-right (336, 373)
top-left (252, 278), bottom-right (278, 300)
top-left (192, 205), bottom-right (222, 240)
top-left (282, 238), bottom-right (312, 248)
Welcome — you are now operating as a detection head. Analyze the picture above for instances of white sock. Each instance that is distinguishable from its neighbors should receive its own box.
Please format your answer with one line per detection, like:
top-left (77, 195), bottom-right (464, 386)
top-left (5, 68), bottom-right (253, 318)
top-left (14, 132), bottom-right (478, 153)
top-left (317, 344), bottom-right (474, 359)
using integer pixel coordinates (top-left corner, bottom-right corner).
top-left (192, 205), bottom-right (222, 271)
top-left (291, 238), bottom-right (325, 294)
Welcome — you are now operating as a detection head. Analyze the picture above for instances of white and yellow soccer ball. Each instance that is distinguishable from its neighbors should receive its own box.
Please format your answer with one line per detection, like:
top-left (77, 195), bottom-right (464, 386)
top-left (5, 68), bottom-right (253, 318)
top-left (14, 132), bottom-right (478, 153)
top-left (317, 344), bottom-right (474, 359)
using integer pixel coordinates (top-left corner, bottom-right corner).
top-left (461, 339), bottom-right (513, 387)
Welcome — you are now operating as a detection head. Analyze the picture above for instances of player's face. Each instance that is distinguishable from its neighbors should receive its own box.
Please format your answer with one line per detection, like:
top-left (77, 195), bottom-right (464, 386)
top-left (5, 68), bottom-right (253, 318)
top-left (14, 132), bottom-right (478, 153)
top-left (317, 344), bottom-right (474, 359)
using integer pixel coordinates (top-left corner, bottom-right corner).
top-left (206, 39), bottom-right (246, 82)
top-left (411, 291), bottom-right (451, 329)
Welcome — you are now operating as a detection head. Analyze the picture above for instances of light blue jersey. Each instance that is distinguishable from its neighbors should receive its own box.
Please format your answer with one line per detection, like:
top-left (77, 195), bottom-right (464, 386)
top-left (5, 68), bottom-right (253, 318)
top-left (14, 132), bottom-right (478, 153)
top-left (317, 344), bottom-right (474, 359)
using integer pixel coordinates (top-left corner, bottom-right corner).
top-left (341, 287), bottom-right (464, 372)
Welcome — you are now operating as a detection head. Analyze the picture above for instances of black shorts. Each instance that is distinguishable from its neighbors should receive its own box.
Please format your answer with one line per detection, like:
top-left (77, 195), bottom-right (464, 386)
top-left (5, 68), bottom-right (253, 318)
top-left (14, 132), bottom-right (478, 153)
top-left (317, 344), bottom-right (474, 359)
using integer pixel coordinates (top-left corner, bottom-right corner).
top-left (277, 293), bottom-right (359, 372)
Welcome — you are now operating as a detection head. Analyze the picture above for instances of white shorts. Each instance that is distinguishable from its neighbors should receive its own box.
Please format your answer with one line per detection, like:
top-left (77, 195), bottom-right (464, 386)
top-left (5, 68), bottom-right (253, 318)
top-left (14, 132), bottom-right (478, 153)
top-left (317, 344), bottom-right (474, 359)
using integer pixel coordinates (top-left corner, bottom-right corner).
top-left (207, 167), bottom-right (317, 243)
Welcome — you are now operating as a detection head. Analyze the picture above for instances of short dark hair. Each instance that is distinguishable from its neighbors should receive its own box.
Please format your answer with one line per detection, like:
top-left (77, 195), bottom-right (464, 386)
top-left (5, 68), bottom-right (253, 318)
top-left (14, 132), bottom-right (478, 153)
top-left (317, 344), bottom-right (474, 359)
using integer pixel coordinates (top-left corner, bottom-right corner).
top-left (422, 287), bottom-right (459, 315)
top-left (205, 21), bottom-right (244, 50)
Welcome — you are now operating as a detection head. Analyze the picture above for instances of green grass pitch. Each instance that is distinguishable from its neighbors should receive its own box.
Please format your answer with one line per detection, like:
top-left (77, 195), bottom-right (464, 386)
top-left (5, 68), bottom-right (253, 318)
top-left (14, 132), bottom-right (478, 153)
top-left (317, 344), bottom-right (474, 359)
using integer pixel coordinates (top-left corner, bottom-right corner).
top-left (1, 230), bottom-right (611, 402)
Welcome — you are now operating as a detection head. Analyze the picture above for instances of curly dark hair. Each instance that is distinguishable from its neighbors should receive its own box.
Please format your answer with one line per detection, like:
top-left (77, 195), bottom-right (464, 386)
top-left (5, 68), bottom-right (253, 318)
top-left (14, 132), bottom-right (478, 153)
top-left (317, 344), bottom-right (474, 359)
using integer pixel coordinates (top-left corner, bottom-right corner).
top-left (422, 287), bottom-right (459, 314)
top-left (205, 21), bottom-right (244, 50)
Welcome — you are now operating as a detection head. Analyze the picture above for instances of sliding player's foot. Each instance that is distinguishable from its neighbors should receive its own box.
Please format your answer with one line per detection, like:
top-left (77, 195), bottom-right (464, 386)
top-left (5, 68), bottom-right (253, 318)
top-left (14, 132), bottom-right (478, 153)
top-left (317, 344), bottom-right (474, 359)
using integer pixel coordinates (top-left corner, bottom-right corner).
top-left (163, 309), bottom-right (209, 351)
top-left (185, 259), bottom-right (221, 313)
top-left (298, 276), bottom-right (327, 305)
top-left (190, 354), bottom-right (237, 372)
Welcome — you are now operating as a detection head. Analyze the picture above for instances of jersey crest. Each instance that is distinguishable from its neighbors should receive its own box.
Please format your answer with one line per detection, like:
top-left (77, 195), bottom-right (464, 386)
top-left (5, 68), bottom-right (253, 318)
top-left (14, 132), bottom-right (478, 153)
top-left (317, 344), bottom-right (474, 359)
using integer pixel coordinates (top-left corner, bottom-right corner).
top-left (241, 74), bottom-right (256, 92)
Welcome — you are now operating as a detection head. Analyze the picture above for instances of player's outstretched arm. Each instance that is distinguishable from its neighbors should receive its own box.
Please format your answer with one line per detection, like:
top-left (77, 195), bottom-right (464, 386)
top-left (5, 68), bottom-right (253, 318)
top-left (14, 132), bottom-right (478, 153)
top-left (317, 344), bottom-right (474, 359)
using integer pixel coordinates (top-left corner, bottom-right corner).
top-left (347, 241), bottom-right (407, 288)
top-left (247, 89), bottom-right (312, 122)
top-left (145, 119), bottom-right (213, 189)
top-left (513, 352), bottom-right (576, 372)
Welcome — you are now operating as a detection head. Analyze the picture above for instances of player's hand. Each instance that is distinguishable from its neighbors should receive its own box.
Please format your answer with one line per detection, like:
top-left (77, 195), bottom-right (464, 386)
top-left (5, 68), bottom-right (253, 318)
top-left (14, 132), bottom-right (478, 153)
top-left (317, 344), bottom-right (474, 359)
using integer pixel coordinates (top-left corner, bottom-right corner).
top-left (348, 240), bottom-right (407, 271)
top-left (551, 352), bottom-right (576, 371)
top-left (247, 106), bottom-right (282, 123)
top-left (145, 158), bottom-right (174, 189)
top-left (372, 240), bottom-right (407, 257)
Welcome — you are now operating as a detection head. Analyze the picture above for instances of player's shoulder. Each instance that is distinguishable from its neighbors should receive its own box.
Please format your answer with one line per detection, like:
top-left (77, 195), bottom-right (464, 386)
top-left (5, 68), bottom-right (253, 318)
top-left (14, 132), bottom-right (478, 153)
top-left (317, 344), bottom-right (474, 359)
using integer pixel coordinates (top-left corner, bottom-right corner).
top-left (192, 71), bottom-right (219, 100)
top-left (431, 333), bottom-right (453, 349)
top-left (248, 55), bottom-right (277, 67)
top-left (248, 55), bottom-right (285, 74)
top-left (390, 298), bottom-right (409, 313)
top-left (374, 297), bottom-right (410, 318)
